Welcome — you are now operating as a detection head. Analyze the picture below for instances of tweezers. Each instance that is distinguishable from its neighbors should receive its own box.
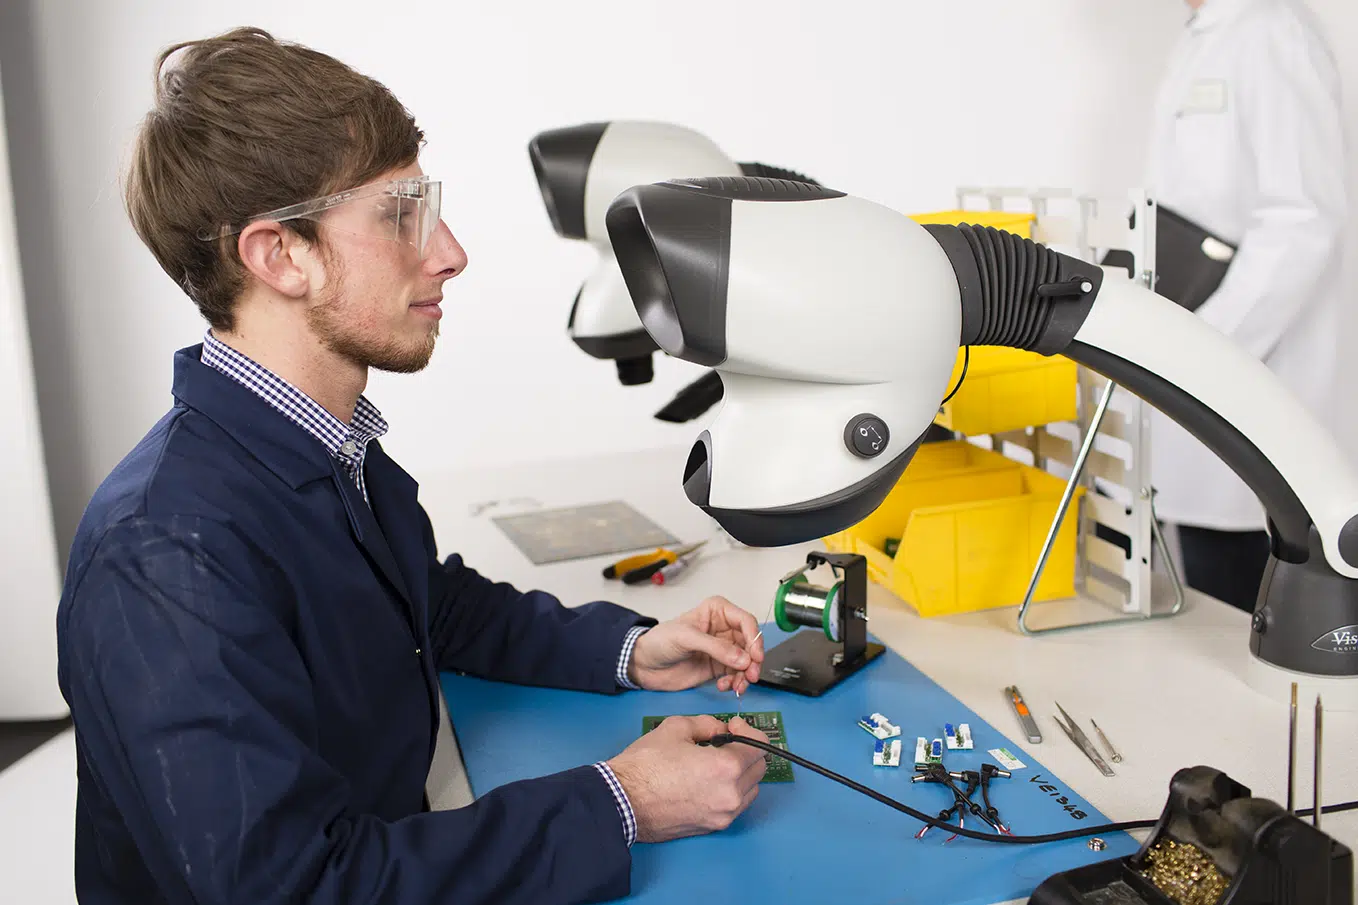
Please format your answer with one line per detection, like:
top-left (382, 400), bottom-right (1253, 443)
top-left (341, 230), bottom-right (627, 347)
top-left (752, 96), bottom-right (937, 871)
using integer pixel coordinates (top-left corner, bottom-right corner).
top-left (1054, 702), bottom-right (1116, 777)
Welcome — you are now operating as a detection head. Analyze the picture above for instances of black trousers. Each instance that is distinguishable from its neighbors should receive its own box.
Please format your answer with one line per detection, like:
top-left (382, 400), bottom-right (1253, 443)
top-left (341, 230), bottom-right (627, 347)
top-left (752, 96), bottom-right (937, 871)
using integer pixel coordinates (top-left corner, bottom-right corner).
top-left (1176, 525), bottom-right (1271, 614)
top-left (1093, 520), bottom-right (1270, 613)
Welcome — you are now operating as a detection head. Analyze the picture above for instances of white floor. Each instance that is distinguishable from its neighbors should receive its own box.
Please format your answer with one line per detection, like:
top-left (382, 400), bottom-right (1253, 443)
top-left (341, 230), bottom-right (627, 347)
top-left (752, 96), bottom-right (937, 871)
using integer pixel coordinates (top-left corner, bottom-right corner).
top-left (0, 728), bottom-right (75, 905)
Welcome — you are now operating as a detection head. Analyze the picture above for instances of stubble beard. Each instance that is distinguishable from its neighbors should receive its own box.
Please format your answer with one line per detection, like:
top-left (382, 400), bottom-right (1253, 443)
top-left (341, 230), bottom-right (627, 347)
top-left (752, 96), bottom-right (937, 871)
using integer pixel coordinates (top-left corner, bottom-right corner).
top-left (306, 261), bottom-right (439, 374)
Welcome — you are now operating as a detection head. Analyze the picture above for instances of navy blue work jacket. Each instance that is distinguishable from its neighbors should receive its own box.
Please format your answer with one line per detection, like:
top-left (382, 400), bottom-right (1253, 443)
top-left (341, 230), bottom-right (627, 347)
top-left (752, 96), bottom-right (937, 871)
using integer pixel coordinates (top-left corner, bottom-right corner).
top-left (56, 346), bottom-right (655, 905)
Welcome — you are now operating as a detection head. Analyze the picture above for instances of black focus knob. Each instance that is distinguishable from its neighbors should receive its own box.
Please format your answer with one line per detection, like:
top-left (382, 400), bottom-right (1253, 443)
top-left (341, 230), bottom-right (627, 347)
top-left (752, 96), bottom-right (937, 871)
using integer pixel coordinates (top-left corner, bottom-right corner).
top-left (845, 414), bottom-right (890, 459)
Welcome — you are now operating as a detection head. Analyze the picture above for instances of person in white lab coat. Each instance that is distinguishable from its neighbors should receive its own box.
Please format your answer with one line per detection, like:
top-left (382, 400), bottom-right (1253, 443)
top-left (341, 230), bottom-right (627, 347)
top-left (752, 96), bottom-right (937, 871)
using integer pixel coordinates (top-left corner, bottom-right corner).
top-left (1146, 0), bottom-right (1347, 611)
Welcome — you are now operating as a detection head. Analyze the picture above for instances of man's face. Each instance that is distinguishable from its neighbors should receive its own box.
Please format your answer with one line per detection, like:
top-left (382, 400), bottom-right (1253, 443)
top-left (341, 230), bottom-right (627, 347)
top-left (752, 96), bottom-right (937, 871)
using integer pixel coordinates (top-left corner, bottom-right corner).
top-left (305, 162), bottom-right (467, 373)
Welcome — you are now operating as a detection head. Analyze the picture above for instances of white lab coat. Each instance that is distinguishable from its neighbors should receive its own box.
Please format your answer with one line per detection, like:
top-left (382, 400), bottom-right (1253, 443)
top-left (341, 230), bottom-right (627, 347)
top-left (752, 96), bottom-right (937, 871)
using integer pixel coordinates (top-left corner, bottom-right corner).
top-left (1146, 0), bottom-right (1346, 531)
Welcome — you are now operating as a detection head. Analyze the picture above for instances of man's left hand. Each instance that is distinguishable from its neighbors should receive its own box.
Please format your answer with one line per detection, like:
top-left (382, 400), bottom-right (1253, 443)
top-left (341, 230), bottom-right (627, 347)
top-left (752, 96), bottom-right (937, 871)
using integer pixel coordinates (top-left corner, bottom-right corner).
top-left (628, 596), bottom-right (764, 693)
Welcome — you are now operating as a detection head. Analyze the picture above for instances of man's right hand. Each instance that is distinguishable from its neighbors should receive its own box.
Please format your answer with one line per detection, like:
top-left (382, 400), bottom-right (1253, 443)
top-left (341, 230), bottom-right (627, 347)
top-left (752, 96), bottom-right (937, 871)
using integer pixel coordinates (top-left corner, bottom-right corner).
top-left (606, 715), bottom-right (769, 843)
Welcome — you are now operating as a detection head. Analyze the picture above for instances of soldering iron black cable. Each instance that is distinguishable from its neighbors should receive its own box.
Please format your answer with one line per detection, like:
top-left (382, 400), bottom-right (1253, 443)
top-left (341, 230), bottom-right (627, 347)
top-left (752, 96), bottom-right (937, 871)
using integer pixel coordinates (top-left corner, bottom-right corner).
top-left (710, 734), bottom-right (1358, 845)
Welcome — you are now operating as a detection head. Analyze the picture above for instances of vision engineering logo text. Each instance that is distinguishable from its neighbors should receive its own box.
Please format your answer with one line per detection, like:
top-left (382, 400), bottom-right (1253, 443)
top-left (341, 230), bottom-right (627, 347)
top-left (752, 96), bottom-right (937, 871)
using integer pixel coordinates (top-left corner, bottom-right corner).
top-left (1312, 625), bottom-right (1358, 654)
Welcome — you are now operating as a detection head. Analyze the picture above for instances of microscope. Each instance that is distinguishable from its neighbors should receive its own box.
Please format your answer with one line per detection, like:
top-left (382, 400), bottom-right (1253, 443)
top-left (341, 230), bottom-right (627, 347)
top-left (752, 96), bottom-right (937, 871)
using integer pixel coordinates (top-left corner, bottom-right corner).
top-left (603, 173), bottom-right (1357, 903)
top-left (602, 174), bottom-right (1358, 685)
top-left (528, 121), bottom-right (817, 421)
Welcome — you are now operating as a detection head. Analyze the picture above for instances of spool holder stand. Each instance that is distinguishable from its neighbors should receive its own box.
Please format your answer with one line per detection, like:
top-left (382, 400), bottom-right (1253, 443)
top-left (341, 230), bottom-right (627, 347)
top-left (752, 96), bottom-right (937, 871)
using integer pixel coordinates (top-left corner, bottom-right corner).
top-left (757, 551), bottom-right (885, 697)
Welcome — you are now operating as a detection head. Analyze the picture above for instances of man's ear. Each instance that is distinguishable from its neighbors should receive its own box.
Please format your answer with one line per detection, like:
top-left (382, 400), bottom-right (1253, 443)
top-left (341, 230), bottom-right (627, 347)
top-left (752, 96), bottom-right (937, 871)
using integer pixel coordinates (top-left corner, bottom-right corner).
top-left (236, 222), bottom-right (313, 298)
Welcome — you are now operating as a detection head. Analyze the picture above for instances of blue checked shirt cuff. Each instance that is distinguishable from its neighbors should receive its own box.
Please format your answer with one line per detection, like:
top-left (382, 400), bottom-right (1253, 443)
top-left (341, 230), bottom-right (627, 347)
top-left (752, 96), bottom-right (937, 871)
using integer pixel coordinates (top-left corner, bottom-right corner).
top-left (593, 761), bottom-right (638, 847)
top-left (615, 625), bottom-right (648, 690)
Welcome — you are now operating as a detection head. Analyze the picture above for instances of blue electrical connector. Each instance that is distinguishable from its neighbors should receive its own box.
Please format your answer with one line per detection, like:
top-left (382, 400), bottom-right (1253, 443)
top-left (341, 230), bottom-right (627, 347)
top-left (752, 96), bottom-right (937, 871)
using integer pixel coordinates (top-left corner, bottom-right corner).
top-left (872, 737), bottom-right (902, 767)
top-left (857, 712), bottom-right (901, 740)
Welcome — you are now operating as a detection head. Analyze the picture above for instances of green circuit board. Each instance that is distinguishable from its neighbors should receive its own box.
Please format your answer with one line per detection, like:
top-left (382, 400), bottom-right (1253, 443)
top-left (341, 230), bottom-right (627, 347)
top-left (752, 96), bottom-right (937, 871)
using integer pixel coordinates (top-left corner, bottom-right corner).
top-left (641, 710), bottom-right (793, 783)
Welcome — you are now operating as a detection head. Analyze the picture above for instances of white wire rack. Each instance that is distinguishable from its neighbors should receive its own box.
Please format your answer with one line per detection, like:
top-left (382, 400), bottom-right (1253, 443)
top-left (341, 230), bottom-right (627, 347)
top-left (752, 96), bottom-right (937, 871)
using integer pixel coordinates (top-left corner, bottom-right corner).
top-left (952, 186), bottom-right (1186, 634)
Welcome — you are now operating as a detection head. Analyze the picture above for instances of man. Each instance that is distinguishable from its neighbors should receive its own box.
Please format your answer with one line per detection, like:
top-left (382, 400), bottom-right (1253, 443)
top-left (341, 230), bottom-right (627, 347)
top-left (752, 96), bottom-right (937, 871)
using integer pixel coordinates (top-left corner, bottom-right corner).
top-left (1146, 0), bottom-right (1346, 611)
top-left (56, 28), bottom-right (770, 905)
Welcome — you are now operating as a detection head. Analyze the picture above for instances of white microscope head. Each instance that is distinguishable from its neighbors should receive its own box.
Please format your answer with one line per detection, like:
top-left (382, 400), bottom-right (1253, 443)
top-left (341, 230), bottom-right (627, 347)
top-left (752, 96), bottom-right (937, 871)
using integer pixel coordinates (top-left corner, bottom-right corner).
top-left (605, 176), bottom-right (963, 545)
top-left (530, 121), bottom-right (744, 383)
top-left (530, 122), bottom-right (820, 396)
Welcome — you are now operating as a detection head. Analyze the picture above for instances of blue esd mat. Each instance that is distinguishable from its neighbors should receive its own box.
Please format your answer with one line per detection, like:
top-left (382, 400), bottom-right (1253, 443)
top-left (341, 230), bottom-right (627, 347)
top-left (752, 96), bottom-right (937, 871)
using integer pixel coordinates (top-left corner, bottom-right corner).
top-left (441, 624), bottom-right (1138, 905)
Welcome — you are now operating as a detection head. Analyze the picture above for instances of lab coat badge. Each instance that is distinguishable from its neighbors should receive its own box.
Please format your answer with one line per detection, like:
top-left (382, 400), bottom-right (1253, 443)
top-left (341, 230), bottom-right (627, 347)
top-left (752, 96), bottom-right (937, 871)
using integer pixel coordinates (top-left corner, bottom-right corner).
top-left (1179, 79), bottom-right (1228, 115)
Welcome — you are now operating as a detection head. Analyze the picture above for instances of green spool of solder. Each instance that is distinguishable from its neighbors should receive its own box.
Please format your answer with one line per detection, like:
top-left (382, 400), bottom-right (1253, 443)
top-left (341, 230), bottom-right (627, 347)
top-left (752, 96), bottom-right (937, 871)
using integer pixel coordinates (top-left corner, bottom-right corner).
top-left (773, 575), bottom-right (842, 643)
top-left (772, 576), bottom-right (805, 634)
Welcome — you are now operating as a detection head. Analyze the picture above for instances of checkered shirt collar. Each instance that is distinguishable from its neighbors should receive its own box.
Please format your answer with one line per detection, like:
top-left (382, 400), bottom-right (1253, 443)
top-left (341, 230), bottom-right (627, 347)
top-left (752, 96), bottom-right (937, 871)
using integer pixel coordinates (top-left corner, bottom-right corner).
top-left (200, 331), bottom-right (388, 462)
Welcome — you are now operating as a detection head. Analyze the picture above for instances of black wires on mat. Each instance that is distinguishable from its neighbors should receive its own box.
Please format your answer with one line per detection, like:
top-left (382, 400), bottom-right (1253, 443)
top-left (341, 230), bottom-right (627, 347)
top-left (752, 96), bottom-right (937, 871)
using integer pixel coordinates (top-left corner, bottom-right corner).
top-left (709, 733), bottom-right (1151, 843)
top-left (708, 734), bottom-right (1358, 845)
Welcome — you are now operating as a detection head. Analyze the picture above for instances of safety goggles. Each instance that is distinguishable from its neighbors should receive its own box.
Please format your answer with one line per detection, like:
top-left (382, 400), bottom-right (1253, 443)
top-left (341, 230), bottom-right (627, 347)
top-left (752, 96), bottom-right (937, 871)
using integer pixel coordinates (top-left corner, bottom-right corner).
top-left (202, 175), bottom-right (442, 258)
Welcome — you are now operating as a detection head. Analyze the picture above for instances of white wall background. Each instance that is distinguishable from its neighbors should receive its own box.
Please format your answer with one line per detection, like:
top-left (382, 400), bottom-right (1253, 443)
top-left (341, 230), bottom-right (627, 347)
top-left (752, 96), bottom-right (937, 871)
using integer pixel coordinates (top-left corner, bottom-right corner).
top-left (1315, 0), bottom-right (1358, 472)
top-left (0, 69), bottom-right (64, 719)
top-left (0, 0), bottom-right (1354, 557)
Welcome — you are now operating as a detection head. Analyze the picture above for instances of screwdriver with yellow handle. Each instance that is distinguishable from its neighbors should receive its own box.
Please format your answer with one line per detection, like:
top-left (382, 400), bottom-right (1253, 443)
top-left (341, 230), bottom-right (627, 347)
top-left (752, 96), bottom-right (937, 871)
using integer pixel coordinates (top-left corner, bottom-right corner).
top-left (602, 541), bottom-right (706, 583)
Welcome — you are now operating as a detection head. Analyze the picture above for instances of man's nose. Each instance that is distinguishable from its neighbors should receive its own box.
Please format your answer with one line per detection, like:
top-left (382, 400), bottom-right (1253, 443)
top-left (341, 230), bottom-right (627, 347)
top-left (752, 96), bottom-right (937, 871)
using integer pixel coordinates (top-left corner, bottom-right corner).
top-left (425, 220), bottom-right (467, 276)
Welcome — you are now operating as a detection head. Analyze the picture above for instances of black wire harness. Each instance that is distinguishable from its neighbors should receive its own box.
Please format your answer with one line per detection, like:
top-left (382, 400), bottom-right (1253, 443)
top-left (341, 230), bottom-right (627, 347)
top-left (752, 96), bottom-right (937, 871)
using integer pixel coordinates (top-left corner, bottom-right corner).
top-left (708, 733), bottom-right (1358, 845)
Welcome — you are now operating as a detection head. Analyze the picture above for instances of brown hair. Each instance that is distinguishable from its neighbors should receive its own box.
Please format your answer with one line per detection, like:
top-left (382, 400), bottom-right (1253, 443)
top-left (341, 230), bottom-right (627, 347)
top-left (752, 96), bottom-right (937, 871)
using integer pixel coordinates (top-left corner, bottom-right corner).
top-left (124, 27), bottom-right (424, 331)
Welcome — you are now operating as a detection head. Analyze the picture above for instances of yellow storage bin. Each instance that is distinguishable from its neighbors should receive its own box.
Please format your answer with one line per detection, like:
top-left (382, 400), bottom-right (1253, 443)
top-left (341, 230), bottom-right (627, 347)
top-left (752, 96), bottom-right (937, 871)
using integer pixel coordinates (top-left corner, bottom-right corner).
top-left (823, 441), bottom-right (1084, 617)
top-left (935, 347), bottom-right (1079, 436)
top-left (907, 210), bottom-right (1078, 436)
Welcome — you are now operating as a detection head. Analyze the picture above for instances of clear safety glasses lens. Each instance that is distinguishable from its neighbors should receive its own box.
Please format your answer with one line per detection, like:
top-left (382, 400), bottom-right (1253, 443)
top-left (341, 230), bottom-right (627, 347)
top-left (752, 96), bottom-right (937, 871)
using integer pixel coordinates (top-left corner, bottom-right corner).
top-left (203, 176), bottom-right (443, 258)
top-left (333, 176), bottom-right (440, 257)
top-left (393, 178), bottom-right (440, 258)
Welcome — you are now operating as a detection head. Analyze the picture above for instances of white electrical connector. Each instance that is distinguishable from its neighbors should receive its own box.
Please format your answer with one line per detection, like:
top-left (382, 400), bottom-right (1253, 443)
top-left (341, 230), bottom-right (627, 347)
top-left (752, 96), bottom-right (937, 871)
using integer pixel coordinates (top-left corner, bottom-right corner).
top-left (873, 738), bottom-right (902, 767)
top-left (944, 723), bottom-right (974, 750)
top-left (857, 712), bottom-right (901, 740)
top-left (914, 736), bottom-right (929, 767)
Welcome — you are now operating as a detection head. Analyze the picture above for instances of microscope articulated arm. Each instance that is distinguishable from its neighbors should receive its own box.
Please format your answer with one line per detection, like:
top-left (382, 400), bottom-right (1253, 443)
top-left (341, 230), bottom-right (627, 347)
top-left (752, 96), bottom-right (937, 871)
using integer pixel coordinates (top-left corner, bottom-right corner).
top-left (924, 221), bottom-right (1358, 580)
top-left (1069, 280), bottom-right (1358, 577)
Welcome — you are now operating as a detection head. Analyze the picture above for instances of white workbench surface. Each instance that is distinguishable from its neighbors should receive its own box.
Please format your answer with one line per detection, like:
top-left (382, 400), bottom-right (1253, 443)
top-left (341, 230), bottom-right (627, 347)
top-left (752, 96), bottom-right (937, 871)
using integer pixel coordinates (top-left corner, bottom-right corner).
top-left (5, 445), bottom-right (1354, 904)
top-left (423, 445), bottom-right (1357, 902)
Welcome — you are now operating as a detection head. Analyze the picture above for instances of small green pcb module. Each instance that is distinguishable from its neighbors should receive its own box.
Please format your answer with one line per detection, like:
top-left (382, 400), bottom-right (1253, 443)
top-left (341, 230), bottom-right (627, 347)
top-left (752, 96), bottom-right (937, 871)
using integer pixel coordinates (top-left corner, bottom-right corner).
top-left (641, 711), bottom-right (793, 783)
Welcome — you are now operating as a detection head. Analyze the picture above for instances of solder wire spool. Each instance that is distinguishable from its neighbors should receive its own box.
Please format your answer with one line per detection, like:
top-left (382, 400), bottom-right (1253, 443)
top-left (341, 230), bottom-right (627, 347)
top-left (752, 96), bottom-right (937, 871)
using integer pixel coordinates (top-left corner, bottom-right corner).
top-left (773, 574), bottom-right (842, 642)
